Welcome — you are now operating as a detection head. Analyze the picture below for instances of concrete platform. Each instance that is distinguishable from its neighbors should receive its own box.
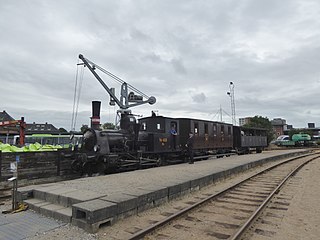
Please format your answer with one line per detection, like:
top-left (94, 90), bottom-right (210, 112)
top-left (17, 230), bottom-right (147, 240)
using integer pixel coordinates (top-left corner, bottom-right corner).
top-left (16, 149), bottom-right (310, 233)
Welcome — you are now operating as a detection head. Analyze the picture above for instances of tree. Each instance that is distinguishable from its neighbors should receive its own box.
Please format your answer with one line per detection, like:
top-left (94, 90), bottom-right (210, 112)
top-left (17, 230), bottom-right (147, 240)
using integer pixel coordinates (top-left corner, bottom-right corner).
top-left (102, 122), bottom-right (116, 130)
top-left (80, 124), bottom-right (89, 133)
top-left (243, 116), bottom-right (275, 143)
top-left (59, 127), bottom-right (68, 133)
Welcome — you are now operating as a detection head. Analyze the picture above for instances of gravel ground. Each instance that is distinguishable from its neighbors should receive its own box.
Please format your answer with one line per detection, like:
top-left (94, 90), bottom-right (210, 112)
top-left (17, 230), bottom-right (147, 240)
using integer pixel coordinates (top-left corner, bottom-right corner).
top-left (270, 157), bottom-right (320, 239)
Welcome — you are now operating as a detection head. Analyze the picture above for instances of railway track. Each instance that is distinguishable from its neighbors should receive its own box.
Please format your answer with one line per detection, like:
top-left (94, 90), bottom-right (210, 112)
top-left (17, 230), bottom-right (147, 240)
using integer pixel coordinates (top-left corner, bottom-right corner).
top-left (125, 153), bottom-right (319, 240)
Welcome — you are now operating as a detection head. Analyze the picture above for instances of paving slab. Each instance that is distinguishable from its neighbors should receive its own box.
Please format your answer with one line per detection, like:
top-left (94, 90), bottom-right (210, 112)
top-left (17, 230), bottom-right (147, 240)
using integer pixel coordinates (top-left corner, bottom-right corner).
top-left (100, 193), bottom-right (138, 214)
top-left (59, 189), bottom-right (106, 207)
top-left (45, 187), bottom-right (78, 205)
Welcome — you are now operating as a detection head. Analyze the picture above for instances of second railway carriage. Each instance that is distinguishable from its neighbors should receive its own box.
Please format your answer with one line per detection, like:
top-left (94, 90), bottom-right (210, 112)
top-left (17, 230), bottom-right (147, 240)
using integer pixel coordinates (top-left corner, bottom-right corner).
top-left (233, 126), bottom-right (268, 154)
top-left (177, 118), bottom-right (233, 155)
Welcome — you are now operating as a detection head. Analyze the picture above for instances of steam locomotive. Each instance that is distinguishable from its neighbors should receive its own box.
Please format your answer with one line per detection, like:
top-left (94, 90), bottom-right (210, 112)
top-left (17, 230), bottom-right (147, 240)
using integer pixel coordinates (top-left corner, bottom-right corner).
top-left (70, 104), bottom-right (268, 175)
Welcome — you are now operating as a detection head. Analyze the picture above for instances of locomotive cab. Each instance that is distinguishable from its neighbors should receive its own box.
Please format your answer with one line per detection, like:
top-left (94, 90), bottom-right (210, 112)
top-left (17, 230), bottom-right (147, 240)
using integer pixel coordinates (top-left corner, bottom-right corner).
top-left (138, 116), bottom-right (180, 153)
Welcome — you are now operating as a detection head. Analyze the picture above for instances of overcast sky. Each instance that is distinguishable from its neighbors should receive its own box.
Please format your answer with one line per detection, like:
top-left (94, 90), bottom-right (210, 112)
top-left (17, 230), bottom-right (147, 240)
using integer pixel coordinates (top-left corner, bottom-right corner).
top-left (1, 0), bottom-right (319, 131)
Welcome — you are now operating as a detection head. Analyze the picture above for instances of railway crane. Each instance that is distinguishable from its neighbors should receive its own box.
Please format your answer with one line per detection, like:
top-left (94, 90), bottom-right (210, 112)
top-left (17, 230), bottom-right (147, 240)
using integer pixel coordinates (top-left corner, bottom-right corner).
top-left (78, 54), bottom-right (156, 129)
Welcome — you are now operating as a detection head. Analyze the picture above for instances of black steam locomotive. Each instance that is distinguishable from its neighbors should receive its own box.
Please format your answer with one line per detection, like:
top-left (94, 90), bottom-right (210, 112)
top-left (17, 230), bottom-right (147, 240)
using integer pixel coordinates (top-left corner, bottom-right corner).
top-left (70, 110), bottom-right (267, 175)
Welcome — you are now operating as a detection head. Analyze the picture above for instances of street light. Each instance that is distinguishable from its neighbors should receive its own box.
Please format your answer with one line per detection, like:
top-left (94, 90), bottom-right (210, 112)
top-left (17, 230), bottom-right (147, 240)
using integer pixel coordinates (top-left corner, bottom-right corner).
top-left (227, 82), bottom-right (236, 125)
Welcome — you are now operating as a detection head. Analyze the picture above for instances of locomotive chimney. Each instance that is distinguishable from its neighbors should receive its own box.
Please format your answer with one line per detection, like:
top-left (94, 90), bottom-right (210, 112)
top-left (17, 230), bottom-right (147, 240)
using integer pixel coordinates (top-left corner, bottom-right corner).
top-left (91, 101), bottom-right (101, 130)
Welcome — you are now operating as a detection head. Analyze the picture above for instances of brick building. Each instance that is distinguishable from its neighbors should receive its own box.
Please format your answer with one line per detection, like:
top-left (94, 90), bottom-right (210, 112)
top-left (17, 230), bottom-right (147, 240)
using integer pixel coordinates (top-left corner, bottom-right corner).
top-left (271, 118), bottom-right (287, 136)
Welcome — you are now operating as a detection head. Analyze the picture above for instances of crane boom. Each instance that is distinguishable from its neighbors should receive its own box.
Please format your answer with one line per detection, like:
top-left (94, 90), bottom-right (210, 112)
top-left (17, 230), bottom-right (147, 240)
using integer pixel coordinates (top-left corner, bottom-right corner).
top-left (78, 54), bottom-right (156, 115)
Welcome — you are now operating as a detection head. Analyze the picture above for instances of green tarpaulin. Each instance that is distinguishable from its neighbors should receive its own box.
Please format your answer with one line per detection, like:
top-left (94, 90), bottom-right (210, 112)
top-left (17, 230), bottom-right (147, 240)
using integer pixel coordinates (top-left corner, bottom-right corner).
top-left (0, 142), bottom-right (62, 152)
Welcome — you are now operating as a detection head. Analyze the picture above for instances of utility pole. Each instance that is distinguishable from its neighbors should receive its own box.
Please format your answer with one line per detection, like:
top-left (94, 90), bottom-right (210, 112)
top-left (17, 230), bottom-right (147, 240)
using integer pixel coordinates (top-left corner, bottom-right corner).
top-left (227, 82), bottom-right (236, 125)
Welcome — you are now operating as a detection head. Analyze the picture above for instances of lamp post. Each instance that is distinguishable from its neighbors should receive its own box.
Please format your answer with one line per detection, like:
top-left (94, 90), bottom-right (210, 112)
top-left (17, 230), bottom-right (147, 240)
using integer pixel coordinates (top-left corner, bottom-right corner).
top-left (227, 82), bottom-right (236, 125)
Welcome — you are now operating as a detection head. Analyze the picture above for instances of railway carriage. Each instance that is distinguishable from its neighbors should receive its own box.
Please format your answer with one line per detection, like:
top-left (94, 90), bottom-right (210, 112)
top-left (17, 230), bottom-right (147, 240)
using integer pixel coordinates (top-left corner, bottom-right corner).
top-left (138, 116), bottom-right (234, 157)
top-left (176, 118), bottom-right (233, 154)
top-left (233, 126), bottom-right (268, 154)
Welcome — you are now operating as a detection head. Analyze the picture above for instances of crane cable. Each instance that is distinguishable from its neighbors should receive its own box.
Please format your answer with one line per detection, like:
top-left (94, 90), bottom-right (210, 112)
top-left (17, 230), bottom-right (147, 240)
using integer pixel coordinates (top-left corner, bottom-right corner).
top-left (71, 63), bottom-right (79, 131)
top-left (84, 57), bottom-right (150, 99)
top-left (71, 60), bottom-right (85, 131)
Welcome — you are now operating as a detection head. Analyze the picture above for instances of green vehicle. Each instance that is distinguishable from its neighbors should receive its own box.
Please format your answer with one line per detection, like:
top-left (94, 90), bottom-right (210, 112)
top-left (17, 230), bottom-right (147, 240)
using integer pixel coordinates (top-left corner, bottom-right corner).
top-left (277, 133), bottom-right (311, 146)
top-left (291, 133), bottom-right (311, 142)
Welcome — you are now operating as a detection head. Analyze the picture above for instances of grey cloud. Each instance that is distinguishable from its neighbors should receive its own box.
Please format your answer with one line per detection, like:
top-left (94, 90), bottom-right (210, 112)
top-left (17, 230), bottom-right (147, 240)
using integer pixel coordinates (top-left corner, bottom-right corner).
top-left (171, 59), bottom-right (187, 74)
top-left (191, 92), bottom-right (207, 103)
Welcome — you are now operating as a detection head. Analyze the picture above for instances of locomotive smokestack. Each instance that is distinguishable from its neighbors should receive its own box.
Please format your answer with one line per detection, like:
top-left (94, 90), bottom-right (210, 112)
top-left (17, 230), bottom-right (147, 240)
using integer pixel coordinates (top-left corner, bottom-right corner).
top-left (91, 101), bottom-right (101, 130)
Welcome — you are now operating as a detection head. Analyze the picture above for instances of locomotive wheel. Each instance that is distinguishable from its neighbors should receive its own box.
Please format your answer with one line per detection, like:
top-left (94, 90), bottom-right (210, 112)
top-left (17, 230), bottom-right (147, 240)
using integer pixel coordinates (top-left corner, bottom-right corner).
top-left (71, 160), bottom-right (82, 173)
top-left (156, 157), bottom-right (163, 167)
top-left (82, 162), bottom-right (93, 177)
top-left (97, 161), bottom-right (106, 174)
top-left (256, 147), bottom-right (263, 153)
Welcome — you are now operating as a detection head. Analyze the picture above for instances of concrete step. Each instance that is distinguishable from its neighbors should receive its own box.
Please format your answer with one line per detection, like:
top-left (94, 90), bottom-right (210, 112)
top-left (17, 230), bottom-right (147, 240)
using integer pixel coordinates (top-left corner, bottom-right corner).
top-left (19, 184), bottom-right (105, 208)
top-left (24, 198), bottom-right (72, 223)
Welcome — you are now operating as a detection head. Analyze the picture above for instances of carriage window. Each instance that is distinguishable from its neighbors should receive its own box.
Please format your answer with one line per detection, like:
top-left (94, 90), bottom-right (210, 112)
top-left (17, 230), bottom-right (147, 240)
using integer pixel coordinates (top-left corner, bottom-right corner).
top-left (204, 123), bottom-right (208, 134)
top-left (141, 122), bottom-right (147, 131)
top-left (194, 122), bottom-right (198, 134)
top-left (157, 123), bottom-right (161, 130)
top-left (221, 125), bottom-right (225, 134)
top-left (213, 124), bottom-right (217, 131)
top-left (170, 121), bottom-right (177, 133)
top-left (228, 126), bottom-right (231, 135)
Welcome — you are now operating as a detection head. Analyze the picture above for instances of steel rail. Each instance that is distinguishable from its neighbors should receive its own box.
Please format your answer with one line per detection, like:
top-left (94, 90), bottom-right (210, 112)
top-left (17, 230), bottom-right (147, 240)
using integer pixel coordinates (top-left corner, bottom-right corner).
top-left (127, 152), bottom-right (317, 240)
top-left (230, 154), bottom-right (319, 240)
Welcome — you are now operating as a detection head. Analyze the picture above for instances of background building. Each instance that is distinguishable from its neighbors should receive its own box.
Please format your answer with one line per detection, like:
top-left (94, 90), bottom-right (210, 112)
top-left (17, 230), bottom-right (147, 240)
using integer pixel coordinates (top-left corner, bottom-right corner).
top-left (239, 117), bottom-right (252, 126)
top-left (0, 110), bottom-right (18, 143)
top-left (271, 118), bottom-right (287, 136)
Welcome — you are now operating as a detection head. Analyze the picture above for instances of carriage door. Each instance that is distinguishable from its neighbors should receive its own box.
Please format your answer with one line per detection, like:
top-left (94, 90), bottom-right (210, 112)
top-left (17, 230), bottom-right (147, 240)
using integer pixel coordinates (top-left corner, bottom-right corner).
top-left (170, 121), bottom-right (178, 150)
top-left (212, 123), bottom-right (217, 148)
top-left (204, 123), bottom-right (209, 148)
